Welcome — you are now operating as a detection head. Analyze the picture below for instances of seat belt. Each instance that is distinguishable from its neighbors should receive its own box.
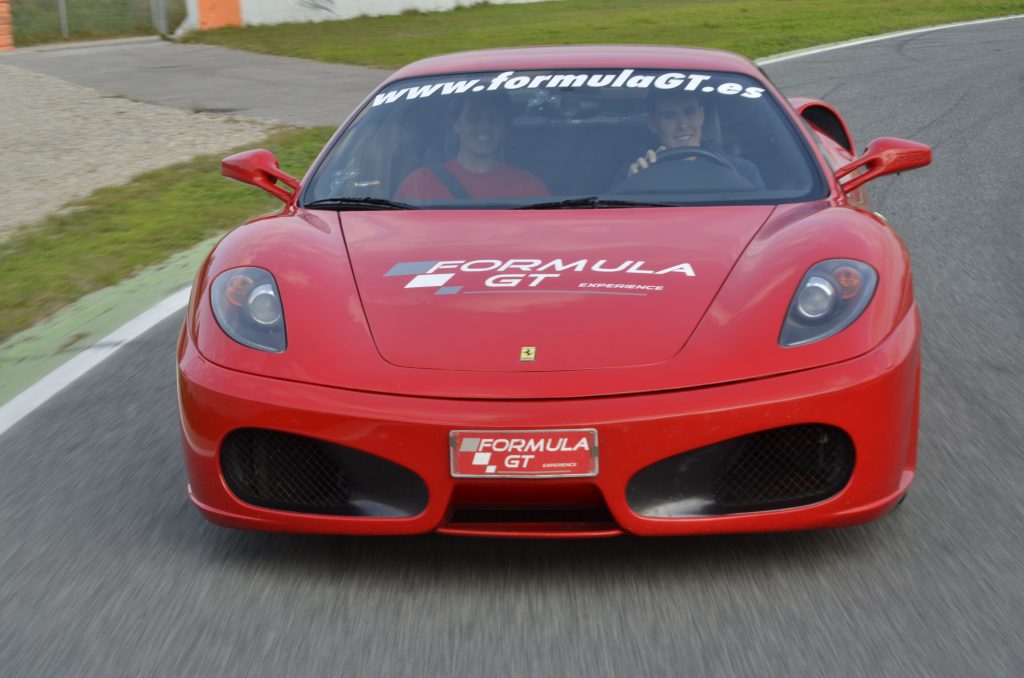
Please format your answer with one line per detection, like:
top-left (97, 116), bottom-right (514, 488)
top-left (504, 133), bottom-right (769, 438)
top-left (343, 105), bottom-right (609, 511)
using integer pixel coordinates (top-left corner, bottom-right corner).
top-left (429, 164), bottom-right (471, 199)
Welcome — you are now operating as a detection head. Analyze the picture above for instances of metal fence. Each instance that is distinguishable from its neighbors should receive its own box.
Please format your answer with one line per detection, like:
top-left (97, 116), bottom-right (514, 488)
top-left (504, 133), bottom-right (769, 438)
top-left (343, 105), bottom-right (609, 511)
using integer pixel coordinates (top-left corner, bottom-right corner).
top-left (10, 0), bottom-right (186, 46)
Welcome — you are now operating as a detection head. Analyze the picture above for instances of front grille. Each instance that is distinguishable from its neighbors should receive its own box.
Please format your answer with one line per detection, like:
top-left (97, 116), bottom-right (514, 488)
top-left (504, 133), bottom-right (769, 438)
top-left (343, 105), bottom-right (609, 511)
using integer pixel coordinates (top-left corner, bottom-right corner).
top-left (221, 429), bottom-right (350, 513)
top-left (626, 424), bottom-right (855, 517)
top-left (714, 425), bottom-right (854, 509)
top-left (449, 506), bottom-right (615, 525)
top-left (219, 428), bottom-right (429, 518)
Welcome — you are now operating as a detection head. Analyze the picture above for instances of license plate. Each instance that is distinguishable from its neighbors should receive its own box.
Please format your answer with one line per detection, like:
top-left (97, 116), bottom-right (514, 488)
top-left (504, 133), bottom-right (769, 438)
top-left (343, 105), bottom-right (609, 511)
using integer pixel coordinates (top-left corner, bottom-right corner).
top-left (450, 429), bottom-right (598, 478)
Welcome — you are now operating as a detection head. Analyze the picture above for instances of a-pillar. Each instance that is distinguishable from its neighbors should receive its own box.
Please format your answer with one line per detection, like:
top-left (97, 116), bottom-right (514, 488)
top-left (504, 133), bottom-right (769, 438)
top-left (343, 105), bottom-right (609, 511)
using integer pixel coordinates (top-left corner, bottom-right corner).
top-left (0, 0), bottom-right (14, 51)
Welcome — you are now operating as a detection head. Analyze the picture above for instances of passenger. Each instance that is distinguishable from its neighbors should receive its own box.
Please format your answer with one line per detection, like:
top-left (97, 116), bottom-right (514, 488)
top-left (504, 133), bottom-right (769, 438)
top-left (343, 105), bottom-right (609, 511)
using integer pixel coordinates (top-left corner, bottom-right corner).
top-left (628, 90), bottom-right (766, 189)
top-left (395, 94), bottom-right (549, 201)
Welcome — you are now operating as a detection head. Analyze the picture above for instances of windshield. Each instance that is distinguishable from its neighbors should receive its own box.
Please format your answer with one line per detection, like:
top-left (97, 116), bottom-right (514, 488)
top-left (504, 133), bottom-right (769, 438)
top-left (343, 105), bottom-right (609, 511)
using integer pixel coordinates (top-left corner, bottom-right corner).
top-left (304, 68), bottom-right (826, 210)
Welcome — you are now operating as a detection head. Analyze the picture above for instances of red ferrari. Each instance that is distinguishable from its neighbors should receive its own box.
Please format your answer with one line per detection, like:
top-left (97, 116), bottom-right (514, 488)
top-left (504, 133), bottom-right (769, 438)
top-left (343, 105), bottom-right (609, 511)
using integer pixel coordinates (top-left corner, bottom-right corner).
top-left (177, 46), bottom-right (931, 537)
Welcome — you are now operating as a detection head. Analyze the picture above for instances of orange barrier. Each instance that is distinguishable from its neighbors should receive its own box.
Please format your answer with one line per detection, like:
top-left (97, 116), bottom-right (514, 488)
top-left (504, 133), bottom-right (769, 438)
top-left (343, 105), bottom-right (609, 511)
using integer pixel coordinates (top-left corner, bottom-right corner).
top-left (0, 0), bottom-right (14, 51)
top-left (197, 0), bottom-right (242, 30)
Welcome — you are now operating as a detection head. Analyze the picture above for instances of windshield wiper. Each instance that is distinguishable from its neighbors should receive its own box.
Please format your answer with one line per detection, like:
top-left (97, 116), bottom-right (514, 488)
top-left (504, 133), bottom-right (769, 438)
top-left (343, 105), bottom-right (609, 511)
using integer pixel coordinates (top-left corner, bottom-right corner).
top-left (304, 197), bottom-right (422, 211)
top-left (516, 196), bottom-right (674, 209)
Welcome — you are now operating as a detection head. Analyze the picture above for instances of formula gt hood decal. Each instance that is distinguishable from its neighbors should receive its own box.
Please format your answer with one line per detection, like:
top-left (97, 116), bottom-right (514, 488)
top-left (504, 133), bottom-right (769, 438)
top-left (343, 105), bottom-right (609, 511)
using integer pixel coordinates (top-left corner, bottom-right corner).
top-left (340, 206), bottom-right (774, 371)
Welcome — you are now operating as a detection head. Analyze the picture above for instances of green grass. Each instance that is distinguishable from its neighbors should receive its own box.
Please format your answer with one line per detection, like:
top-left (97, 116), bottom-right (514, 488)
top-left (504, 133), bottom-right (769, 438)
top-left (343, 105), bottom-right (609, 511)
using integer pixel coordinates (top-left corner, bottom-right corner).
top-left (10, 0), bottom-right (187, 46)
top-left (185, 0), bottom-right (1024, 68)
top-left (0, 127), bottom-right (331, 343)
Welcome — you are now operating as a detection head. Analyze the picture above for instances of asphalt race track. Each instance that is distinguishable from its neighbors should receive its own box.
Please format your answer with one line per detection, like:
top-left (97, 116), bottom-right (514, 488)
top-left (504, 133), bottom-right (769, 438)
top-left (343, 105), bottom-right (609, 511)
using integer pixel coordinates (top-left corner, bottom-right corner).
top-left (2, 19), bottom-right (1024, 677)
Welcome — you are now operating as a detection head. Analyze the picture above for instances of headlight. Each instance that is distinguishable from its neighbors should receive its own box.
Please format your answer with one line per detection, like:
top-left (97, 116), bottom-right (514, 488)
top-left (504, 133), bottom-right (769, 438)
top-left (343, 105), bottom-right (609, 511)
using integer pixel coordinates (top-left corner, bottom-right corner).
top-left (210, 267), bottom-right (287, 352)
top-left (779, 259), bottom-right (877, 347)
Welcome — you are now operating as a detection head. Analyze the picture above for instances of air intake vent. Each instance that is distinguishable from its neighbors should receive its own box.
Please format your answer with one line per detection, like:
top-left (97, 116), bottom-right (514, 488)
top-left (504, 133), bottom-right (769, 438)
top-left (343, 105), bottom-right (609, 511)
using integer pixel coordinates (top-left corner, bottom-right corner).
top-left (220, 428), bottom-right (428, 518)
top-left (713, 425), bottom-right (854, 509)
top-left (221, 429), bottom-right (350, 513)
top-left (802, 105), bottom-right (853, 153)
top-left (627, 424), bottom-right (854, 517)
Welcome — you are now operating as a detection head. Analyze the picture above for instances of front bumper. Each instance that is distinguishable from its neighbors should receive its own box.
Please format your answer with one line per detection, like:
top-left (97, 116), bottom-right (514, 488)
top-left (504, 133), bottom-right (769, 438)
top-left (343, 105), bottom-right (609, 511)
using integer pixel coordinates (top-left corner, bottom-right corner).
top-left (178, 307), bottom-right (919, 537)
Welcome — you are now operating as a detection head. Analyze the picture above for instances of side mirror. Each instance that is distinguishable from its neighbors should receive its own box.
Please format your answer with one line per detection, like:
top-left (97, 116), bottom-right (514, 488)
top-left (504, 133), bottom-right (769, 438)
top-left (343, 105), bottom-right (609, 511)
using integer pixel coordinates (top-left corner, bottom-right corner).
top-left (835, 137), bottom-right (932, 193)
top-left (221, 149), bottom-right (300, 203)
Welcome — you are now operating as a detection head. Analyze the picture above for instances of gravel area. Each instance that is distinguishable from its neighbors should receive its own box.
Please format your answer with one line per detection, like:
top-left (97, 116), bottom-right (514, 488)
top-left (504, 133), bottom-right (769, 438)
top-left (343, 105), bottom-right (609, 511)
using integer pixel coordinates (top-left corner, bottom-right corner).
top-left (0, 64), bottom-right (278, 241)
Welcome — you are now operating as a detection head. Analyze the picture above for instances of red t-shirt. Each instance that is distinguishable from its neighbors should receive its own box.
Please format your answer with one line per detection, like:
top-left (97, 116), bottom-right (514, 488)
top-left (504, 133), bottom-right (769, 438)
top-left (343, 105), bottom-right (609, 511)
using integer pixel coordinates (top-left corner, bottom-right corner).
top-left (395, 159), bottom-right (549, 201)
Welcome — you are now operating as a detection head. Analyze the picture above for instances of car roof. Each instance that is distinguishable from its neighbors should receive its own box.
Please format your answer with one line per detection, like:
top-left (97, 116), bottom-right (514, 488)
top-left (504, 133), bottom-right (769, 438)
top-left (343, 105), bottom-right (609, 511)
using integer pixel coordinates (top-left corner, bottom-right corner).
top-left (385, 45), bottom-right (762, 83)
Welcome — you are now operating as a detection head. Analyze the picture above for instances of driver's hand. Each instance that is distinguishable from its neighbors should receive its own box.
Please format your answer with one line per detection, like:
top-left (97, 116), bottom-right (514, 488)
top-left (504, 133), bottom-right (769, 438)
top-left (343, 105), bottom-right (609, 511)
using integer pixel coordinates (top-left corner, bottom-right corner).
top-left (629, 146), bottom-right (666, 176)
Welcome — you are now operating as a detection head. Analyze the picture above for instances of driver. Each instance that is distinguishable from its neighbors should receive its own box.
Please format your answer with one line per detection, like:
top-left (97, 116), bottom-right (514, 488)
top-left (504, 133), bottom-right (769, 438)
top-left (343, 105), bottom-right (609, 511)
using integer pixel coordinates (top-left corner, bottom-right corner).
top-left (628, 89), bottom-right (765, 190)
top-left (396, 93), bottom-right (549, 201)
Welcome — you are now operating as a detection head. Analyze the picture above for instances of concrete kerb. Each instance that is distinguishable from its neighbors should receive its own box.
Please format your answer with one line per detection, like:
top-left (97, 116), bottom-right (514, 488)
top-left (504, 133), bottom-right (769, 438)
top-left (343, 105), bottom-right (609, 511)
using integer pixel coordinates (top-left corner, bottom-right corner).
top-left (1, 13), bottom-right (1023, 431)
top-left (0, 35), bottom-right (163, 55)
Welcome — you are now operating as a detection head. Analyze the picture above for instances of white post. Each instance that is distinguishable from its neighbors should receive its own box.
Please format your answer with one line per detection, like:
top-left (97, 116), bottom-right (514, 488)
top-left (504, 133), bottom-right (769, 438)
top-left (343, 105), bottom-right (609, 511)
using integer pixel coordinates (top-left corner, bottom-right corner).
top-left (173, 0), bottom-right (199, 38)
top-left (151, 0), bottom-right (168, 34)
top-left (58, 0), bottom-right (69, 39)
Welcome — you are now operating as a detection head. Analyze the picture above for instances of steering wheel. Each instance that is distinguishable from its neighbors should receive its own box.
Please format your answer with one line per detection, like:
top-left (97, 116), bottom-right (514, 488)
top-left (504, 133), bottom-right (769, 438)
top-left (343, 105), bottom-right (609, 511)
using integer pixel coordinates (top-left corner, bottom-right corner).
top-left (655, 146), bottom-right (735, 170)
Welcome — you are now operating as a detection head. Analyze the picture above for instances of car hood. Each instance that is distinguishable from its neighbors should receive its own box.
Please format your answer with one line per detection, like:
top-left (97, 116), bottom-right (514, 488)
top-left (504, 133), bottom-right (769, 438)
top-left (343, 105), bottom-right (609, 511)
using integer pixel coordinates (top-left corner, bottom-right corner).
top-left (339, 206), bottom-right (775, 372)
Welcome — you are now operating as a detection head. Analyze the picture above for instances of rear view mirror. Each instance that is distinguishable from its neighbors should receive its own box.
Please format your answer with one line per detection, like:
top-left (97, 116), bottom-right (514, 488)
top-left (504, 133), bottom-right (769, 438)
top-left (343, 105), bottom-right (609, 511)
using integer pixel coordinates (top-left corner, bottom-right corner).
top-left (221, 149), bottom-right (300, 203)
top-left (836, 137), bottom-right (932, 193)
